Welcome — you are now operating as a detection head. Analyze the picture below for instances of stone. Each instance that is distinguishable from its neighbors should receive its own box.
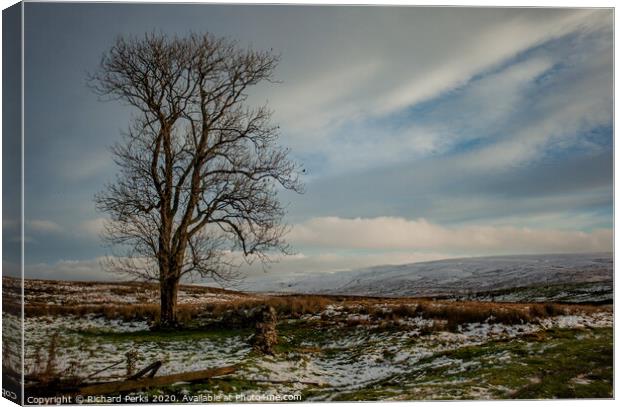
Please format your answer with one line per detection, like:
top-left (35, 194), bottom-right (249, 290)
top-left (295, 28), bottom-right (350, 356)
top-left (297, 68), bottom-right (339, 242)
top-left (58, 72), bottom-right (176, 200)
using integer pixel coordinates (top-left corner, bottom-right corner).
top-left (250, 305), bottom-right (278, 355)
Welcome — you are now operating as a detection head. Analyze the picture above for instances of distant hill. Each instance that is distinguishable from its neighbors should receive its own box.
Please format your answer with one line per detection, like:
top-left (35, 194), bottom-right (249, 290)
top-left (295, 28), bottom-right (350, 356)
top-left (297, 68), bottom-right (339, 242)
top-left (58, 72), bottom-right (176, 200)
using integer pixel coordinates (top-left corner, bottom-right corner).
top-left (247, 253), bottom-right (613, 303)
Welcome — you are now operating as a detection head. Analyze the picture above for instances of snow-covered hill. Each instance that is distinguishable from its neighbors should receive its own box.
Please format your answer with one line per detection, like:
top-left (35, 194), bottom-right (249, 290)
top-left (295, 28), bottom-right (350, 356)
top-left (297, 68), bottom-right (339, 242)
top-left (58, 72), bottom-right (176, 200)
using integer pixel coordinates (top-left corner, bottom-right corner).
top-left (242, 253), bottom-right (613, 302)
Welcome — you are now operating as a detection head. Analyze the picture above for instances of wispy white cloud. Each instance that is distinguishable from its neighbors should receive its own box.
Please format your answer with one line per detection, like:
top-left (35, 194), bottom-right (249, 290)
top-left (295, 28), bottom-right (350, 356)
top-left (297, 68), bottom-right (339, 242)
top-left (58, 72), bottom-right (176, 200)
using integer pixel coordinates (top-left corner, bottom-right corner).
top-left (269, 9), bottom-right (608, 140)
top-left (79, 217), bottom-right (107, 238)
top-left (289, 216), bottom-right (612, 254)
top-left (459, 59), bottom-right (612, 171)
top-left (27, 219), bottom-right (62, 234)
top-left (312, 56), bottom-right (558, 175)
top-left (271, 9), bottom-right (611, 180)
top-left (21, 211), bottom-right (612, 283)
top-left (25, 258), bottom-right (108, 281)
top-left (375, 10), bottom-right (604, 116)
top-left (18, 217), bottom-right (110, 239)
top-left (268, 60), bottom-right (383, 134)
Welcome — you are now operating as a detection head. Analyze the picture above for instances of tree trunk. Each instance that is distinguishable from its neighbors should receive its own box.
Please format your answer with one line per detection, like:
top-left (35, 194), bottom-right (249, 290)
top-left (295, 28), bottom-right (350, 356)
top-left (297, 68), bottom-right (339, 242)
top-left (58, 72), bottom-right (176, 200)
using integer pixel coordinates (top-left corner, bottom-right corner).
top-left (159, 275), bottom-right (179, 328)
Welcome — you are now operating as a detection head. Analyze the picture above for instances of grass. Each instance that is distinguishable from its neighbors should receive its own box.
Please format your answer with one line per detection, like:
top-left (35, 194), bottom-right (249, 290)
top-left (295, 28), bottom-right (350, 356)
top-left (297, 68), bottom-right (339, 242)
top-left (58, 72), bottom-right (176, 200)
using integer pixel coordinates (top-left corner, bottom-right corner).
top-left (19, 275), bottom-right (604, 335)
top-left (414, 301), bottom-right (569, 331)
top-left (508, 329), bottom-right (613, 399)
top-left (25, 302), bottom-right (612, 401)
top-left (26, 292), bottom-right (606, 340)
top-left (21, 294), bottom-right (336, 322)
top-left (329, 327), bottom-right (613, 400)
top-left (19, 277), bottom-right (612, 401)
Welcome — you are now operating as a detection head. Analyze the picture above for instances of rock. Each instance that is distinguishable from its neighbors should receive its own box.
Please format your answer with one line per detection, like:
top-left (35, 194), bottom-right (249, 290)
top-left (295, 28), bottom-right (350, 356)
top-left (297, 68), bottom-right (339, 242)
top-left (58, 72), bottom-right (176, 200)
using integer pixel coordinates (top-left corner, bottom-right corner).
top-left (250, 305), bottom-right (278, 355)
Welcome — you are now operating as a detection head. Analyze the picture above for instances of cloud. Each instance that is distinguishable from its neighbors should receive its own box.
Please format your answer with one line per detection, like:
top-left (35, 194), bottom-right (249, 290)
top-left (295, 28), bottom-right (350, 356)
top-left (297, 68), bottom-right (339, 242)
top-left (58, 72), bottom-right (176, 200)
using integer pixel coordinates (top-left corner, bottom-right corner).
top-left (284, 147), bottom-right (612, 228)
top-left (21, 6), bottom-right (612, 277)
top-left (57, 151), bottom-right (113, 182)
top-left (374, 10), bottom-right (604, 116)
top-left (460, 58), bottom-right (612, 171)
top-left (79, 217), bottom-right (107, 238)
top-left (10, 218), bottom-right (110, 239)
top-left (279, 17), bottom-right (612, 227)
top-left (267, 60), bottom-right (383, 133)
top-left (274, 10), bottom-right (611, 180)
top-left (22, 210), bottom-right (611, 283)
top-left (288, 216), bottom-right (612, 254)
top-left (25, 258), bottom-right (109, 281)
top-left (310, 56), bottom-right (557, 176)
top-left (27, 220), bottom-right (62, 234)
top-left (25, 255), bottom-right (157, 282)
top-left (269, 9), bottom-right (608, 139)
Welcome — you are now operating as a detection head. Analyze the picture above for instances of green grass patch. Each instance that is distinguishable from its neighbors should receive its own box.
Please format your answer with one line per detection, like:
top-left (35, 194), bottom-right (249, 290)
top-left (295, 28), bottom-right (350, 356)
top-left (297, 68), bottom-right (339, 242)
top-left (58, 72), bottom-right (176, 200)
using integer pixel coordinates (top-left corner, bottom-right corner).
top-left (331, 327), bottom-right (612, 400)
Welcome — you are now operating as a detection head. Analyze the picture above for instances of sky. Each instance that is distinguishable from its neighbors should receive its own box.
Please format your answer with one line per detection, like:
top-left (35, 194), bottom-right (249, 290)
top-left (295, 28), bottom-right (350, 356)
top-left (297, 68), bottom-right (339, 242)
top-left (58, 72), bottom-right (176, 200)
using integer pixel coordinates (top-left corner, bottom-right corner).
top-left (3, 3), bottom-right (613, 282)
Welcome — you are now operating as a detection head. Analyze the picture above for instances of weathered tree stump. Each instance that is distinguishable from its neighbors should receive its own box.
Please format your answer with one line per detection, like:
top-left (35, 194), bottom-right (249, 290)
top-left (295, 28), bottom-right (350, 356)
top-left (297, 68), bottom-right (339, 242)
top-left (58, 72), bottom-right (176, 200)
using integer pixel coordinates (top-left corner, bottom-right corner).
top-left (125, 349), bottom-right (139, 377)
top-left (250, 305), bottom-right (278, 355)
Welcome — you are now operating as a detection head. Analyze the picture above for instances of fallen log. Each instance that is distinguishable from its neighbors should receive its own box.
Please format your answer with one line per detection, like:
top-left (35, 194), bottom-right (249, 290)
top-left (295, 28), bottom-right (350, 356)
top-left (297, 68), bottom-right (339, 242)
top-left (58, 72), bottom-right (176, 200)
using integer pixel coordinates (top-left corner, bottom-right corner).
top-left (128, 361), bottom-right (162, 380)
top-left (86, 360), bottom-right (124, 380)
top-left (74, 365), bottom-right (236, 396)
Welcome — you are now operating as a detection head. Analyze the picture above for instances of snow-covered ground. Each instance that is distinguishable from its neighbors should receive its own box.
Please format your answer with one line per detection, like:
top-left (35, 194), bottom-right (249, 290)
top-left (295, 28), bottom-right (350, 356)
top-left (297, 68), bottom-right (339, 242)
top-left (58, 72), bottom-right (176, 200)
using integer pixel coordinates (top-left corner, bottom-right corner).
top-left (13, 303), bottom-right (612, 399)
top-left (5, 253), bottom-right (612, 305)
top-left (21, 314), bottom-right (251, 380)
top-left (3, 253), bottom-right (612, 400)
top-left (249, 307), bottom-right (611, 393)
top-left (237, 253), bottom-right (612, 301)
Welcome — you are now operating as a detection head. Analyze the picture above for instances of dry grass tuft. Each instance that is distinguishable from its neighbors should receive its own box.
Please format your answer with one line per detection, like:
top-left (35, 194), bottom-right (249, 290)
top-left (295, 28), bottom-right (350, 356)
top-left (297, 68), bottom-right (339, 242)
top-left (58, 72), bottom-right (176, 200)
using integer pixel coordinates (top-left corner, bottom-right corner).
top-left (411, 300), bottom-right (575, 331)
top-left (19, 281), bottom-right (604, 334)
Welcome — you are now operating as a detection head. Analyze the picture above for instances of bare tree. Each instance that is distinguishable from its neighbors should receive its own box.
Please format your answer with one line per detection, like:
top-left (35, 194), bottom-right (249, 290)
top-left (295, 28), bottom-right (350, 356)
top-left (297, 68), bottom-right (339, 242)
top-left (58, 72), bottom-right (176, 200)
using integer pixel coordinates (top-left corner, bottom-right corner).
top-left (89, 33), bottom-right (303, 328)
